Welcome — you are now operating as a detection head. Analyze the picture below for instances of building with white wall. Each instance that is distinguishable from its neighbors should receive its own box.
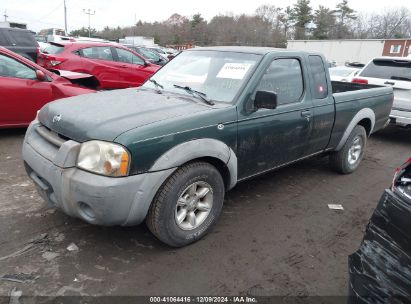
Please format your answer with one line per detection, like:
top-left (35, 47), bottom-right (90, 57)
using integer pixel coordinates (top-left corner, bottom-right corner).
top-left (287, 39), bottom-right (386, 65)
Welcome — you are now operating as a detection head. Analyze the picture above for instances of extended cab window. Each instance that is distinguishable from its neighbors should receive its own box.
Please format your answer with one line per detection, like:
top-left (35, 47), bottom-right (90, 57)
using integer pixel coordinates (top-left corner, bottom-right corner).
top-left (0, 54), bottom-right (36, 79)
top-left (115, 48), bottom-right (144, 65)
top-left (309, 55), bottom-right (328, 99)
top-left (81, 47), bottom-right (114, 61)
top-left (257, 58), bottom-right (304, 106)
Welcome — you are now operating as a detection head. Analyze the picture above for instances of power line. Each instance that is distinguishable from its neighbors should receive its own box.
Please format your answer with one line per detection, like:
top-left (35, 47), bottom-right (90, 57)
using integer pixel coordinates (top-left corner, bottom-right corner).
top-left (7, 14), bottom-right (63, 27)
top-left (36, 1), bottom-right (64, 21)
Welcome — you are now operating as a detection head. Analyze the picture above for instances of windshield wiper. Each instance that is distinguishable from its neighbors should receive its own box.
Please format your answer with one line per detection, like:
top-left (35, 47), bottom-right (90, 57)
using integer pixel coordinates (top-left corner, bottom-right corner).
top-left (173, 84), bottom-right (215, 105)
top-left (148, 79), bottom-right (164, 90)
top-left (391, 76), bottom-right (411, 82)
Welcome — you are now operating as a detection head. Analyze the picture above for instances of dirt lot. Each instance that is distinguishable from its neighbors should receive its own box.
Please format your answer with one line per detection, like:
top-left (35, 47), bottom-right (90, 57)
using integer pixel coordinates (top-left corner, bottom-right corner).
top-left (0, 125), bottom-right (410, 298)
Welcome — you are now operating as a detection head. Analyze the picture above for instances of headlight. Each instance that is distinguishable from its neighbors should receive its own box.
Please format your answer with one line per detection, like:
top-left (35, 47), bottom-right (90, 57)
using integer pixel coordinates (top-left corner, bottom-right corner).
top-left (77, 141), bottom-right (130, 177)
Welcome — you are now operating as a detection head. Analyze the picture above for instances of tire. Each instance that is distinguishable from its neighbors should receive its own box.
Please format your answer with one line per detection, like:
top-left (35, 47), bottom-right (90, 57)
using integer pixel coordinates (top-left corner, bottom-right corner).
top-left (330, 125), bottom-right (367, 174)
top-left (146, 161), bottom-right (225, 247)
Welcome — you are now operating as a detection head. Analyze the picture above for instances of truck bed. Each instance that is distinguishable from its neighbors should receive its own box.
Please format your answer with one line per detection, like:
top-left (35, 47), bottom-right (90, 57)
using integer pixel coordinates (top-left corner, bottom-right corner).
top-left (332, 81), bottom-right (392, 104)
top-left (331, 81), bottom-right (380, 93)
top-left (330, 81), bottom-right (393, 140)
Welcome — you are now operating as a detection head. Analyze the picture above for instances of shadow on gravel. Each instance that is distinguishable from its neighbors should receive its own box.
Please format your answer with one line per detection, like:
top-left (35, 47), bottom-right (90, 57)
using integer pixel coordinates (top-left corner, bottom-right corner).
top-left (0, 128), bottom-right (26, 138)
top-left (372, 125), bottom-right (411, 145)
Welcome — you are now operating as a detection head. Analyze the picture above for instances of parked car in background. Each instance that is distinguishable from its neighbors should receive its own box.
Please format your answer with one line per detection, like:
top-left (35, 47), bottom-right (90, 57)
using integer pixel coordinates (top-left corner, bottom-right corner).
top-left (329, 66), bottom-right (360, 82)
top-left (37, 42), bottom-right (160, 89)
top-left (37, 42), bottom-right (50, 53)
top-left (349, 157), bottom-right (411, 303)
top-left (147, 47), bottom-right (177, 60)
top-left (0, 27), bottom-right (39, 61)
top-left (345, 62), bottom-right (365, 68)
top-left (352, 57), bottom-right (411, 127)
top-left (22, 47), bottom-right (393, 247)
top-left (0, 47), bottom-right (94, 128)
top-left (37, 28), bottom-right (68, 43)
top-left (128, 46), bottom-right (168, 66)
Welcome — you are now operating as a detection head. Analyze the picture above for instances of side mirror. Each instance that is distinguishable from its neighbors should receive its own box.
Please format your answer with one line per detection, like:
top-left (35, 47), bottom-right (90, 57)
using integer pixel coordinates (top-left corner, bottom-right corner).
top-left (144, 60), bottom-right (150, 67)
top-left (254, 91), bottom-right (278, 110)
top-left (36, 70), bottom-right (46, 81)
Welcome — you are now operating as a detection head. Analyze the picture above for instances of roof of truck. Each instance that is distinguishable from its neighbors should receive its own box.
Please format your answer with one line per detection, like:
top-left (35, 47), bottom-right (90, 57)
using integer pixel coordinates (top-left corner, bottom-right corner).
top-left (189, 46), bottom-right (303, 55)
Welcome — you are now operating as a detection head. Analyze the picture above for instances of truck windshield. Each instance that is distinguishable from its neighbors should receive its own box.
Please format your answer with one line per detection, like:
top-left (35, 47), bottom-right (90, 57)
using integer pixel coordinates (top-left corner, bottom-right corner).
top-left (143, 50), bottom-right (261, 103)
top-left (360, 59), bottom-right (411, 81)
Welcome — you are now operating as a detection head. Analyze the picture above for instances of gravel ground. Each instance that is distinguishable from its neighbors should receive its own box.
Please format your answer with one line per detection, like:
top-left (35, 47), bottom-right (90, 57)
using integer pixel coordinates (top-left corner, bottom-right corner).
top-left (0, 125), bottom-right (409, 298)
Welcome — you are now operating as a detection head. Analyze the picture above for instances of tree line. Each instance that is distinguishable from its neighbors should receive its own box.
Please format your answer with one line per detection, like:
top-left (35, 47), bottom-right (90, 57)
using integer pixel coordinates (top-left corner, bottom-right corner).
top-left (70, 0), bottom-right (411, 47)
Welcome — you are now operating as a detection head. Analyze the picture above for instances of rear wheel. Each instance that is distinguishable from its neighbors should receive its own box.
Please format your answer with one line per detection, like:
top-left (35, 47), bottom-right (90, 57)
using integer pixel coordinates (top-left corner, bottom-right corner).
top-left (330, 125), bottom-right (367, 174)
top-left (146, 161), bottom-right (225, 247)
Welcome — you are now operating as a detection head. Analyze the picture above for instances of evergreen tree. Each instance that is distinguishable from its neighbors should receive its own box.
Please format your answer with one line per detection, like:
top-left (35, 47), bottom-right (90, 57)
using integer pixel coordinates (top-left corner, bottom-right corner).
top-left (313, 6), bottom-right (335, 39)
top-left (70, 27), bottom-right (96, 37)
top-left (334, 0), bottom-right (356, 38)
top-left (291, 0), bottom-right (313, 39)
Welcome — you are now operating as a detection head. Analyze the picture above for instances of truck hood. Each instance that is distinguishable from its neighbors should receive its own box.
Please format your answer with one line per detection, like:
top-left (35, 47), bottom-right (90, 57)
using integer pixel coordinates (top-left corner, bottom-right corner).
top-left (38, 88), bottom-right (213, 142)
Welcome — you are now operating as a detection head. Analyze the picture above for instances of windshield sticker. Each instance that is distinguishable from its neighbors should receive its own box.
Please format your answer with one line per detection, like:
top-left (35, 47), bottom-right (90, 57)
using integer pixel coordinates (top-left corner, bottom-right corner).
top-left (216, 63), bottom-right (253, 79)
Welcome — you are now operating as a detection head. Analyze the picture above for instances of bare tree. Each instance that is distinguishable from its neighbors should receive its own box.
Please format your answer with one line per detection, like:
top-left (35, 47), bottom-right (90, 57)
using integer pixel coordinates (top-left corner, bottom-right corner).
top-left (278, 6), bottom-right (294, 39)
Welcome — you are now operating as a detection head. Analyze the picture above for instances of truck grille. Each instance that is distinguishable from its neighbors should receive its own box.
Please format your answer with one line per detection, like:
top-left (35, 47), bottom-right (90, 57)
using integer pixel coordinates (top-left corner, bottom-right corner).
top-left (35, 125), bottom-right (68, 147)
top-left (26, 123), bottom-right (69, 163)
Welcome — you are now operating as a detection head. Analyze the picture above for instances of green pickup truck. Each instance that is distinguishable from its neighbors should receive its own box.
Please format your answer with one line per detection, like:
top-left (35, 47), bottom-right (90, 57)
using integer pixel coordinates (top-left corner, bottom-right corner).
top-left (22, 47), bottom-right (393, 247)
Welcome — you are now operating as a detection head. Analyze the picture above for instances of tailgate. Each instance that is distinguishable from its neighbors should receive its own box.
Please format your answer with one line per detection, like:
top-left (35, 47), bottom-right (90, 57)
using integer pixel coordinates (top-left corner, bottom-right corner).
top-left (392, 88), bottom-right (411, 112)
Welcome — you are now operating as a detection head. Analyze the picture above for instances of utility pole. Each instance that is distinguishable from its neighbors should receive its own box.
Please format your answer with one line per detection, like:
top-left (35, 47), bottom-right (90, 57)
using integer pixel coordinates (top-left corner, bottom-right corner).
top-left (3, 10), bottom-right (8, 22)
top-left (83, 8), bottom-right (95, 38)
top-left (64, 0), bottom-right (67, 35)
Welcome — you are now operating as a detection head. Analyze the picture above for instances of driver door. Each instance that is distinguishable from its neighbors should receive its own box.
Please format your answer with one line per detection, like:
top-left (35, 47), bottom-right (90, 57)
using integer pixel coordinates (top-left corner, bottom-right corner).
top-left (237, 57), bottom-right (314, 179)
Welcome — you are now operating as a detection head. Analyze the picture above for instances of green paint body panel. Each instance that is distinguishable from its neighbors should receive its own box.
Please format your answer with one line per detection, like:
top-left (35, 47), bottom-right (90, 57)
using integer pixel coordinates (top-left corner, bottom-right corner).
top-left (37, 47), bottom-right (394, 181)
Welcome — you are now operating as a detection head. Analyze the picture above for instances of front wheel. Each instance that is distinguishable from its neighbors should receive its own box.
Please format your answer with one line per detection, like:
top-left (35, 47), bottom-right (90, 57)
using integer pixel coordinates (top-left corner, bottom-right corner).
top-left (146, 161), bottom-right (225, 247)
top-left (330, 125), bottom-right (367, 174)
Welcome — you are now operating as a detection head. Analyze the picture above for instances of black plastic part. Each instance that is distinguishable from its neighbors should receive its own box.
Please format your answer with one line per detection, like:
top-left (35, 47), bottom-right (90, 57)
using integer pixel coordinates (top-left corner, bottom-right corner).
top-left (348, 189), bottom-right (411, 304)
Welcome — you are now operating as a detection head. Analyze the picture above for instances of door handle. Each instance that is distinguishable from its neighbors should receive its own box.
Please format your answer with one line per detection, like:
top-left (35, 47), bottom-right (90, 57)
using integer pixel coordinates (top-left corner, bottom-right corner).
top-left (301, 110), bottom-right (312, 122)
top-left (384, 81), bottom-right (395, 85)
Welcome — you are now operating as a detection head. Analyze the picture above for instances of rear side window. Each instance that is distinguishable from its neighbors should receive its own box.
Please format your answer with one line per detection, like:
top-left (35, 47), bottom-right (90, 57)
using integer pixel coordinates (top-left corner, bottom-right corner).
top-left (43, 44), bottom-right (64, 54)
top-left (81, 46), bottom-right (114, 61)
top-left (115, 48), bottom-right (144, 65)
top-left (9, 30), bottom-right (37, 47)
top-left (256, 58), bottom-right (304, 105)
top-left (309, 55), bottom-right (328, 99)
top-left (360, 59), bottom-right (411, 81)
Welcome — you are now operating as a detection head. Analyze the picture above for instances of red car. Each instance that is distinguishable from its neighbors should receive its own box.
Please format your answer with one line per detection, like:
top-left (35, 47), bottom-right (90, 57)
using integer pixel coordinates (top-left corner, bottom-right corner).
top-left (37, 42), bottom-right (161, 89)
top-left (0, 47), bottom-right (95, 128)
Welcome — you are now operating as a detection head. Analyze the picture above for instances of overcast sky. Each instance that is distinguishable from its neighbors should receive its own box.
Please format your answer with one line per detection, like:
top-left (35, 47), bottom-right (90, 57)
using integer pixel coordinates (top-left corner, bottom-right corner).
top-left (1, 0), bottom-right (410, 33)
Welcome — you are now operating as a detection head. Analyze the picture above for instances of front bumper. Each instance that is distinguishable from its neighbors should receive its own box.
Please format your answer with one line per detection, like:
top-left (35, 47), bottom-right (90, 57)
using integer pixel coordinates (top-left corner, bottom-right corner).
top-left (22, 121), bottom-right (175, 226)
